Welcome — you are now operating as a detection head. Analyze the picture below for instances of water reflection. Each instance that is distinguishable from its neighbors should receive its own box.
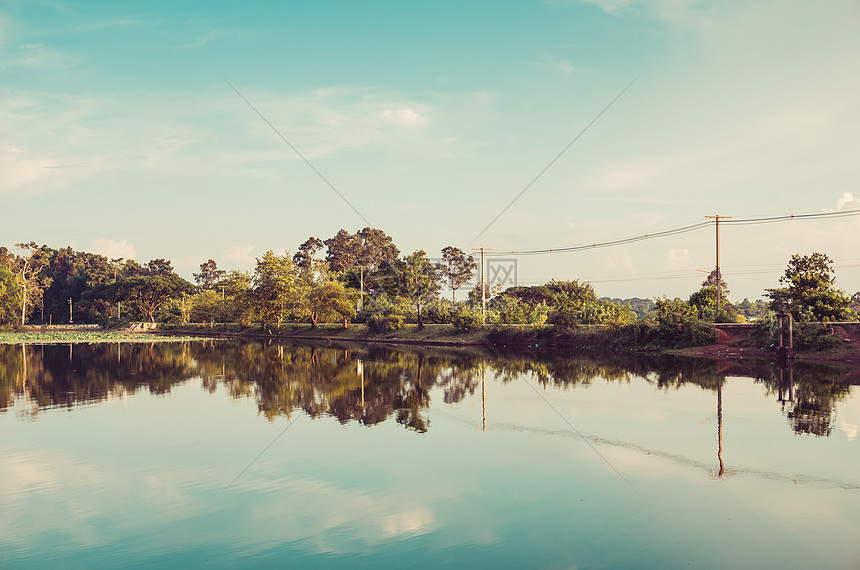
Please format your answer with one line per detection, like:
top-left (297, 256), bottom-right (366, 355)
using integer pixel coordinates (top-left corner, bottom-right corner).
top-left (1, 341), bottom-right (857, 439)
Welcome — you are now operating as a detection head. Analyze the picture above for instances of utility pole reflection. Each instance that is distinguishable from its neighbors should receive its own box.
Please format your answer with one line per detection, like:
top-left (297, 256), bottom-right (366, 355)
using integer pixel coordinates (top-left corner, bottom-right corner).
top-left (481, 365), bottom-right (486, 432)
top-left (717, 381), bottom-right (724, 477)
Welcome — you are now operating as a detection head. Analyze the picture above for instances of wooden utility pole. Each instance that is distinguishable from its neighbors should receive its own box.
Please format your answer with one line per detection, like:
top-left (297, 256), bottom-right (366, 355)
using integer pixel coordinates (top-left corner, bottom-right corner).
top-left (705, 215), bottom-right (731, 315)
top-left (355, 265), bottom-right (370, 311)
top-left (472, 248), bottom-right (491, 322)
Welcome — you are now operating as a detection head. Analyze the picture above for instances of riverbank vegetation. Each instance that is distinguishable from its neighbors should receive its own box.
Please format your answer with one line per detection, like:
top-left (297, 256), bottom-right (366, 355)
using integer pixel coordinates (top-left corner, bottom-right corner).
top-left (1, 233), bottom-right (858, 352)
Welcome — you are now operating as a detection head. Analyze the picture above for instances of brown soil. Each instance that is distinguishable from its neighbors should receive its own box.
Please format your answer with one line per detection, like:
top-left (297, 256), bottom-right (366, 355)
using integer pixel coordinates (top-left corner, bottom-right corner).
top-left (680, 323), bottom-right (860, 364)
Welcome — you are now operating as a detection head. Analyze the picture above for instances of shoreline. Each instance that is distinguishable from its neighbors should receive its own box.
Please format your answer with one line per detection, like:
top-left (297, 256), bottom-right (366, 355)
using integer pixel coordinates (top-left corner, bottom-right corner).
top-left (4, 322), bottom-right (860, 365)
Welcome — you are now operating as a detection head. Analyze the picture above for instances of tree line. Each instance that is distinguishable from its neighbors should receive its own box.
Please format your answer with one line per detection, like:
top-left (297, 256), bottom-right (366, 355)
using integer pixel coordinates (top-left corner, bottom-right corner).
top-left (1, 230), bottom-right (858, 332)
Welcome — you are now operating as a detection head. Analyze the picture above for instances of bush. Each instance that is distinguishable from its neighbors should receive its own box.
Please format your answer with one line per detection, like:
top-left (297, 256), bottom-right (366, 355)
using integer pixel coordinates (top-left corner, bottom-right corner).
top-left (647, 297), bottom-right (717, 348)
top-left (363, 293), bottom-right (406, 333)
top-left (366, 312), bottom-right (404, 333)
top-left (452, 310), bottom-right (483, 332)
top-left (794, 322), bottom-right (841, 352)
top-left (751, 311), bottom-right (841, 352)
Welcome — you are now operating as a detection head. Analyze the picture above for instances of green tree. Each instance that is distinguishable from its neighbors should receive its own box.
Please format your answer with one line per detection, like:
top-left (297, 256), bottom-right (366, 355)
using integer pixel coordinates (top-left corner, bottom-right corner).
top-left (399, 250), bottom-right (441, 329)
top-left (111, 274), bottom-right (195, 323)
top-left (688, 277), bottom-right (740, 323)
top-left (766, 253), bottom-right (856, 321)
top-left (440, 246), bottom-right (476, 305)
top-left (248, 251), bottom-right (299, 330)
top-left (544, 280), bottom-right (634, 328)
top-left (12, 242), bottom-right (52, 325)
top-left (218, 270), bottom-right (252, 324)
top-left (308, 281), bottom-right (356, 327)
top-left (0, 263), bottom-right (22, 328)
top-left (324, 229), bottom-right (362, 272)
top-left (193, 259), bottom-right (226, 289)
top-left (145, 258), bottom-right (174, 277)
top-left (293, 237), bottom-right (324, 270)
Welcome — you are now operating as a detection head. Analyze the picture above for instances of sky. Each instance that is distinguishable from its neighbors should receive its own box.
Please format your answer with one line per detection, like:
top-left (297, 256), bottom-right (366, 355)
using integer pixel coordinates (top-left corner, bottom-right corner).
top-left (1, 0), bottom-right (859, 302)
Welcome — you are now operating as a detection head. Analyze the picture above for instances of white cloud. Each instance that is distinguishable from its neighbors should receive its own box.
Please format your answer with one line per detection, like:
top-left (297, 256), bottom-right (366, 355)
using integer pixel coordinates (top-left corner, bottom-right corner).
top-left (223, 245), bottom-right (255, 263)
top-left (88, 239), bottom-right (137, 260)
top-left (577, 0), bottom-right (634, 16)
top-left (7, 42), bottom-right (79, 69)
top-left (664, 248), bottom-right (691, 271)
top-left (378, 108), bottom-right (430, 128)
top-left (0, 145), bottom-right (59, 188)
top-left (836, 192), bottom-right (859, 211)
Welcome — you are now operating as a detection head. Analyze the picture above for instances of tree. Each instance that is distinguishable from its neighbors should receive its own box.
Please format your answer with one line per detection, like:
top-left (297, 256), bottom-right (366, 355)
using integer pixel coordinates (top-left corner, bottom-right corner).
top-left (440, 246), bottom-right (476, 304)
top-left (688, 273), bottom-right (740, 323)
top-left (111, 274), bottom-right (195, 323)
top-left (766, 253), bottom-right (856, 321)
top-left (193, 259), bottom-right (226, 289)
top-left (293, 237), bottom-right (324, 270)
top-left (323, 228), bottom-right (400, 295)
top-left (12, 242), bottom-right (52, 325)
top-left (544, 280), bottom-right (635, 328)
top-left (308, 281), bottom-right (356, 327)
top-left (144, 258), bottom-right (174, 277)
top-left (248, 251), bottom-right (299, 329)
top-left (0, 263), bottom-right (22, 327)
top-left (217, 270), bottom-right (252, 323)
top-left (399, 250), bottom-right (441, 329)
top-left (324, 230), bottom-right (362, 272)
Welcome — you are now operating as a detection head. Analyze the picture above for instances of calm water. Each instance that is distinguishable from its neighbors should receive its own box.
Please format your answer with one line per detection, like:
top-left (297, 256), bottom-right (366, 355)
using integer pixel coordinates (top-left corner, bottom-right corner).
top-left (2, 341), bottom-right (859, 569)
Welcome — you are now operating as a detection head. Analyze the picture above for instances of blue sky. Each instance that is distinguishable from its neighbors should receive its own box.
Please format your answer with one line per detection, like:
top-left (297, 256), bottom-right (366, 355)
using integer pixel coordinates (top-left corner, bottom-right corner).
top-left (2, 0), bottom-right (859, 301)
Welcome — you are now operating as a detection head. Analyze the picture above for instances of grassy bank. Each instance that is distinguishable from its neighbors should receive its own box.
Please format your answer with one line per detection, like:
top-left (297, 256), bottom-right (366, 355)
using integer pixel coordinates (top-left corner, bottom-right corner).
top-left (159, 322), bottom-right (491, 346)
top-left (0, 331), bottom-right (215, 344)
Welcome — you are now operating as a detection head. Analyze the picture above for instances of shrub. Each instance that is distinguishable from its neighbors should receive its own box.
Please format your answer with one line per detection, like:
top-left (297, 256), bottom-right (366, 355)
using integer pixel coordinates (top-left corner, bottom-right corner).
top-left (452, 310), bottom-right (483, 332)
top-left (366, 312), bottom-right (404, 333)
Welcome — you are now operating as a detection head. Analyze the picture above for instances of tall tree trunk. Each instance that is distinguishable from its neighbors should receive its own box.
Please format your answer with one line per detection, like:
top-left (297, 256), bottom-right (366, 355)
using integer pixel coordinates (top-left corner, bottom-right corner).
top-left (20, 283), bottom-right (27, 326)
top-left (416, 302), bottom-right (424, 330)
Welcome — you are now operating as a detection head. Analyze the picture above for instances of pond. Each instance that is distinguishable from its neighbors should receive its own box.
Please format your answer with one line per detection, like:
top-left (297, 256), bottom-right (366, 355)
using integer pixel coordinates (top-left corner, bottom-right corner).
top-left (1, 341), bottom-right (859, 568)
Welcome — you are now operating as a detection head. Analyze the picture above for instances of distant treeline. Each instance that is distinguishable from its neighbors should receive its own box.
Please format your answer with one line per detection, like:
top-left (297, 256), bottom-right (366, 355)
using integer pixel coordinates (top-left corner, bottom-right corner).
top-left (2, 232), bottom-right (858, 346)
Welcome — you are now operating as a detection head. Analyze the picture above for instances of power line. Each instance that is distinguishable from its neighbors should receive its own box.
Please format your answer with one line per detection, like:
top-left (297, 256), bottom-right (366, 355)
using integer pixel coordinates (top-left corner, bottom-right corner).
top-left (486, 221), bottom-right (710, 256)
top-left (485, 208), bottom-right (860, 257)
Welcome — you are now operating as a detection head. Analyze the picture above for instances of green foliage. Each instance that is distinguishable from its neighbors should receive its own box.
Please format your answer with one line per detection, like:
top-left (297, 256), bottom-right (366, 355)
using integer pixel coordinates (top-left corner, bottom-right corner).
top-left (544, 280), bottom-right (636, 329)
top-left (110, 274), bottom-right (196, 323)
top-left (308, 281), bottom-right (356, 327)
top-left (766, 253), bottom-right (857, 322)
top-left (451, 309), bottom-right (483, 332)
top-left (649, 297), bottom-right (717, 348)
top-left (364, 294), bottom-right (406, 333)
top-left (193, 259), bottom-right (225, 289)
top-left (600, 297), bottom-right (655, 319)
top-left (794, 323), bottom-right (842, 352)
top-left (0, 264), bottom-right (21, 328)
top-left (737, 298), bottom-right (769, 321)
top-left (688, 285), bottom-right (742, 323)
top-left (190, 290), bottom-right (220, 323)
top-left (246, 251), bottom-right (299, 329)
top-left (440, 246), bottom-right (476, 304)
top-left (490, 295), bottom-right (531, 324)
top-left (399, 250), bottom-right (441, 329)
top-left (421, 298), bottom-right (452, 324)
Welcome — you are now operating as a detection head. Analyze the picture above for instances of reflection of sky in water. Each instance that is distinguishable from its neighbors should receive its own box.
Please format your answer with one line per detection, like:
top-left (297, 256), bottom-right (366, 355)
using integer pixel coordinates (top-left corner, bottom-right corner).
top-left (2, 358), bottom-right (860, 568)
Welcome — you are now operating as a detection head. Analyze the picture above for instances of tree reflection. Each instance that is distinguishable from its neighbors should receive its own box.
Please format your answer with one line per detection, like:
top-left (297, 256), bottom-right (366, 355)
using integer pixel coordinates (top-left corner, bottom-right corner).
top-left (0, 341), bottom-right (857, 437)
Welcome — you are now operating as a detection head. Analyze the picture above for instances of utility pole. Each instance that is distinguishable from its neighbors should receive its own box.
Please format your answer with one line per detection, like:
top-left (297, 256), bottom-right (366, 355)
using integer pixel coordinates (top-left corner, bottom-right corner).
top-left (705, 215), bottom-right (731, 316)
top-left (355, 265), bottom-right (370, 311)
top-left (218, 285), bottom-right (226, 324)
top-left (472, 248), bottom-right (491, 322)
